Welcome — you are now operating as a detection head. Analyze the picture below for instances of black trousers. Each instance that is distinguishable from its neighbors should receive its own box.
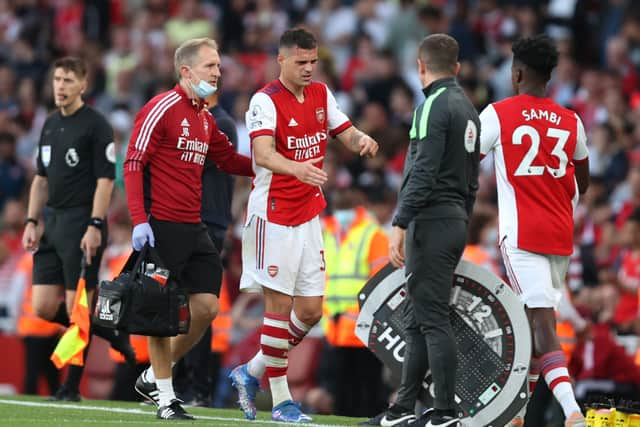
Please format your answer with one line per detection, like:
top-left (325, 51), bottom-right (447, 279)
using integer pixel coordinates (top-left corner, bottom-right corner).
top-left (395, 218), bottom-right (467, 411)
top-left (22, 336), bottom-right (60, 395)
top-left (174, 224), bottom-right (226, 403)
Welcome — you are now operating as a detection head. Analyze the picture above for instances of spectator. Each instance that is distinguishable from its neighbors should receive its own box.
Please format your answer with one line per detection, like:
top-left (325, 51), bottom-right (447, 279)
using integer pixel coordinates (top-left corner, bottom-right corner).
top-left (0, 132), bottom-right (26, 211)
top-left (320, 187), bottom-right (389, 417)
top-left (613, 208), bottom-right (640, 334)
top-left (0, 65), bottom-right (18, 116)
top-left (165, 0), bottom-right (213, 47)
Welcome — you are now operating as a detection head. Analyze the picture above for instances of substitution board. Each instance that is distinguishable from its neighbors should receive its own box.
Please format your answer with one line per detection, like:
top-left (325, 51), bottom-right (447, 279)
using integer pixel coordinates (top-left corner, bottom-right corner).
top-left (356, 261), bottom-right (531, 427)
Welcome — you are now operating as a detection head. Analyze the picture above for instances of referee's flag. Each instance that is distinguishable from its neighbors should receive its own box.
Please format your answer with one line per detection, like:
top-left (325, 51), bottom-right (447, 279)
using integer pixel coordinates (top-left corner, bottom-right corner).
top-left (51, 259), bottom-right (90, 368)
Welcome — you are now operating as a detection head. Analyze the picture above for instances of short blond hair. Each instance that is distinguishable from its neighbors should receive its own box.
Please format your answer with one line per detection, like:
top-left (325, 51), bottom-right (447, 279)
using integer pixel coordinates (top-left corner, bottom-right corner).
top-left (174, 38), bottom-right (218, 78)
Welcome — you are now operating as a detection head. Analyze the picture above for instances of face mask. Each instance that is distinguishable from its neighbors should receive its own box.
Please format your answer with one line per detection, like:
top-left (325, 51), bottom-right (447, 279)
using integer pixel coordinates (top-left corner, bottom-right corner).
top-left (333, 209), bottom-right (356, 229)
top-left (190, 79), bottom-right (217, 98)
top-left (187, 67), bottom-right (217, 99)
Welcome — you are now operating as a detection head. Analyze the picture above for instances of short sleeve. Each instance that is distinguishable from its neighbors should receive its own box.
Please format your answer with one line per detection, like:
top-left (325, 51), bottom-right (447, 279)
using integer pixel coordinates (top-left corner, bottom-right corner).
top-left (573, 114), bottom-right (588, 161)
top-left (246, 92), bottom-right (276, 139)
top-left (36, 143), bottom-right (47, 177)
top-left (92, 113), bottom-right (116, 179)
top-left (326, 86), bottom-right (351, 137)
top-left (479, 104), bottom-right (500, 157)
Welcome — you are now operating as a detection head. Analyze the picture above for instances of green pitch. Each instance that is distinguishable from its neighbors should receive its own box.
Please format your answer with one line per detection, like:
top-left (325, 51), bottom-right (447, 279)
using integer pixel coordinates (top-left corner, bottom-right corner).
top-left (0, 395), bottom-right (366, 427)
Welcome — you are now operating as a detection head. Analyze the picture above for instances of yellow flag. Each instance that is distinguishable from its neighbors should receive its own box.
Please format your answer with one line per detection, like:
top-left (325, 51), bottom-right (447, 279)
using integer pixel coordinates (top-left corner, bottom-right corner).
top-left (51, 271), bottom-right (90, 368)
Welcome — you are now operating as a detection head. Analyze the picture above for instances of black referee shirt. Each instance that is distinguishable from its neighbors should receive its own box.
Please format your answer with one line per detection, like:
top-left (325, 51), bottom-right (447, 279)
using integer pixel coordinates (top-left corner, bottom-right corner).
top-left (36, 104), bottom-right (115, 209)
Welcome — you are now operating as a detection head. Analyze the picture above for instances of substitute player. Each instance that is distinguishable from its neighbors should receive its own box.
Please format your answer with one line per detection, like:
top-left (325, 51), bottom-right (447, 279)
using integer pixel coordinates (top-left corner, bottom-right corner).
top-left (479, 35), bottom-right (589, 427)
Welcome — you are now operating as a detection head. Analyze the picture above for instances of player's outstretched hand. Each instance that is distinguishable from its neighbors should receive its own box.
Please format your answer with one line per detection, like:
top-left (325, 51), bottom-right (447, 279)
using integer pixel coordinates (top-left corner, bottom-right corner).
top-left (359, 134), bottom-right (379, 157)
top-left (294, 156), bottom-right (328, 186)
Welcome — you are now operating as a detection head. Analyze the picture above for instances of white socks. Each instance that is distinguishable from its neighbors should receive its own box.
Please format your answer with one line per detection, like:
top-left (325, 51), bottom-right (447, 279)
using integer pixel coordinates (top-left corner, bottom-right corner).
top-left (247, 350), bottom-right (266, 379)
top-left (269, 375), bottom-right (293, 407)
top-left (144, 362), bottom-right (176, 383)
top-left (540, 351), bottom-right (581, 417)
top-left (156, 377), bottom-right (176, 408)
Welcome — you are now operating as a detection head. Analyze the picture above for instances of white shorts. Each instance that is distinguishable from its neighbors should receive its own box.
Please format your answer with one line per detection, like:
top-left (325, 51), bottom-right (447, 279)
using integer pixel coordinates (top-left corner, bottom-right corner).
top-left (240, 215), bottom-right (325, 297)
top-left (499, 238), bottom-right (568, 309)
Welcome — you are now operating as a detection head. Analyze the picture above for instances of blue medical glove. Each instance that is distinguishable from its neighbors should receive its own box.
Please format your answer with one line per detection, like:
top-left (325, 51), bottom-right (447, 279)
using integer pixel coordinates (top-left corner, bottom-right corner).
top-left (132, 222), bottom-right (155, 251)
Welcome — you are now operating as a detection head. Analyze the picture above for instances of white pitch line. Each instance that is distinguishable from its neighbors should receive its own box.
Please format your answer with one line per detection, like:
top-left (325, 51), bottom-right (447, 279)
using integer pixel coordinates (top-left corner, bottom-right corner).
top-left (4, 418), bottom-right (152, 425)
top-left (0, 399), bottom-right (348, 427)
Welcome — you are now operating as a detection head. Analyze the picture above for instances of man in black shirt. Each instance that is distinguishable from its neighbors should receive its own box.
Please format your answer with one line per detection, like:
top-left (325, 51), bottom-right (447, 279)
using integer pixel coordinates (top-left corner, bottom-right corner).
top-left (174, 80), bottom-right (239, 407)
top-left (380, 34), bottom-right (480, 427)
top-left (22, 57), bottom-right (133, 400)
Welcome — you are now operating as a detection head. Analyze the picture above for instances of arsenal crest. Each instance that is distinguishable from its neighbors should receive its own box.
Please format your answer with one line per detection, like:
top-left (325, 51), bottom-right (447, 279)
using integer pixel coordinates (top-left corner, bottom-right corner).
top-left (315, 107), bottom-right (325, 123)
top-left (268, 265), bottom-right (279, 277)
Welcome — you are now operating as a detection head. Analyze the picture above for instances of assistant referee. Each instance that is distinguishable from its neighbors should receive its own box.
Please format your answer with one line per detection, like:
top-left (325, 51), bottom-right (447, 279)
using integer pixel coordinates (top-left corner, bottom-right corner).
top-left (22, 56), bottom-right (133, 401)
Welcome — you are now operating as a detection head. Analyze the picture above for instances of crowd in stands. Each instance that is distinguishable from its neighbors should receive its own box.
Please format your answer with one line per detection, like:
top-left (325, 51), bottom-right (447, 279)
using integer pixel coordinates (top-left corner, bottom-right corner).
top-left (1, 0), bottom-right (640, 421)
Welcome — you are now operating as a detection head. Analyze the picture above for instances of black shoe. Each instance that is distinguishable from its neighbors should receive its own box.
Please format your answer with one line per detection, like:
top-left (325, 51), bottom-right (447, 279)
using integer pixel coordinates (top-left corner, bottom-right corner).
top-left (157, 400), bottom-right (195, 420)
top-left (425, 415), bottom-right (460, 427)
top-left (362, 405), bottom-right (417, 426)
top-left (47, 385), bottom-right (81, 402)
top-left (92, 325), bottom-right (137, 367)
top-left (408, 408), bottom-right (435, 427)
top-left (360, 410), bottom-right (386, 425)
top-left (379, 405), bottom-right (416, 427)
top-left (134, 371), bottom-right (159, 406)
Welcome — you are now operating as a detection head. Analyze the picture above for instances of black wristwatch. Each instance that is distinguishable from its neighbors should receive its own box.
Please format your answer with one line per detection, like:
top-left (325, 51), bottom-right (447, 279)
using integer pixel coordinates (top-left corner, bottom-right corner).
top-left (24, 217), bottom-right (38, 226)
top-left (89, 217), bottom-right (104, 230)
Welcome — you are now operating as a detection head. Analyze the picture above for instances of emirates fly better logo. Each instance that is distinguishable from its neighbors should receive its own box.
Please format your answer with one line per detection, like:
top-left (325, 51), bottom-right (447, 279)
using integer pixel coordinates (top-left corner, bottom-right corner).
top-left (286, 131), bottom-right (327, 161)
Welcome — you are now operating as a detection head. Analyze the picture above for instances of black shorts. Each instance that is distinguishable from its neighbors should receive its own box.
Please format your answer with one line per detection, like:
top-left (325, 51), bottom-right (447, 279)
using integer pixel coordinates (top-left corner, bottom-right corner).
top-left (33, 206), bottom-right (108, 291)
top-left (150, 217), bottom-right (222, 295)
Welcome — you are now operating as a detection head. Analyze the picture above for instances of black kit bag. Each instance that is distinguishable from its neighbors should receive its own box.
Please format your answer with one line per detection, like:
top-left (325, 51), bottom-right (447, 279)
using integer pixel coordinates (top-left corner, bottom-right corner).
top-left (93, 244), bottom-right (190, 337)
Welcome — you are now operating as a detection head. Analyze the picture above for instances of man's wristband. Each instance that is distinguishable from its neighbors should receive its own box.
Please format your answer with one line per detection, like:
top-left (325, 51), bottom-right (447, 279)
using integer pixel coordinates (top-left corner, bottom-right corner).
top-left (24, 218), bottom-right (38, 226)
top-left (89, 217), bottom-right (104, 230)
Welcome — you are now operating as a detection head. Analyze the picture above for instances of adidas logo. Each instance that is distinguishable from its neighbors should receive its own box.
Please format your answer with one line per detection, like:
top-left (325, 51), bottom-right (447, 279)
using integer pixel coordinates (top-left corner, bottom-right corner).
top-left (181, 118), bottom-right (190, 127)
top-left (159, 407), bottom-right (175, 419)
top-left (288, 117), bottom-right (298, 127)
top-left (98, 298), bottom-right (113, 321)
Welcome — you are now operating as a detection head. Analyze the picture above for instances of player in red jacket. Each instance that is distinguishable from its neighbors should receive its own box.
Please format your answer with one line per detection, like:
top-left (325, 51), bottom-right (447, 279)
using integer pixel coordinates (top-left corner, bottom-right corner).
top-left (123, 37), bottom-right (252, 420)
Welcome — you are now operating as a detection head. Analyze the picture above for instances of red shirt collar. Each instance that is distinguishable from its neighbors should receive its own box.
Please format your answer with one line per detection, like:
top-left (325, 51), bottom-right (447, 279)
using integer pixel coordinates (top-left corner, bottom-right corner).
top-left (174, 83), bottom-right (209, 111)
